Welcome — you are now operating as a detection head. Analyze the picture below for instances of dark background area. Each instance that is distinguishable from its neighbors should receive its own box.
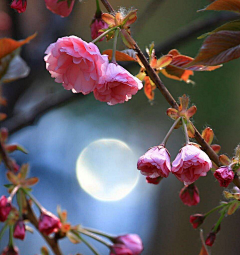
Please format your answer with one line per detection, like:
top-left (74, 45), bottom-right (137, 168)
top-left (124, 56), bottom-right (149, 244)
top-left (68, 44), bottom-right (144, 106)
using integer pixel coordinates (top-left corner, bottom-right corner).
top-left (1, 0), bottom-right (240, 254)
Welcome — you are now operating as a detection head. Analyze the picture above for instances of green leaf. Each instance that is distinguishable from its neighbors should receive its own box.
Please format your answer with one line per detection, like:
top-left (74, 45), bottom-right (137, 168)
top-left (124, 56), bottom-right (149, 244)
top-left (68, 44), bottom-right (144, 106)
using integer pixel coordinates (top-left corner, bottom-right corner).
top-left (199, 0), bottom-right (240, 13)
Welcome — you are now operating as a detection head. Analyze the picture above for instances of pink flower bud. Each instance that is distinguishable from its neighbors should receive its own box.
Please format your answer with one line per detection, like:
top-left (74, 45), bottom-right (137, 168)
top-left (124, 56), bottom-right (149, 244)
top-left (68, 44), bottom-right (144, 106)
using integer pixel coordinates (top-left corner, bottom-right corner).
top-left (0, 196), bottom-right (11, 222)
top-left (172, 144), bottom-right (212, 185)
top-left (13, 220), bottom-right (25, 240)
top-left (1, 246), bottom-right (19, 255)
top-left (91, 18), bottom-right (108, 41)
top-left (94, 63), bottom-right (143, 105)
top-left (0, 128), bottom-right (8, 142)
top-left (179, 184), bottom-right (200, 206)
top-left (214, 166), bottom-right (234, 187)
top-left (45, 0), bottom-right (75, 17)
top-left (110, 244), bottom-right (133, 255)
top-left (38, 210), bottom-right (61, 235)
top-left (114, 234), bottom-right (143, 255)
top-left (44, 36), bottom-right (108, 95)
top-left (189, 214), bottom-right (205, 228)
top-left (10, 0), bottom-right (27, 13)
top-left (137, 146), bottom-right (171, 179)
top-left (146, 176), bottom-right (163, 185)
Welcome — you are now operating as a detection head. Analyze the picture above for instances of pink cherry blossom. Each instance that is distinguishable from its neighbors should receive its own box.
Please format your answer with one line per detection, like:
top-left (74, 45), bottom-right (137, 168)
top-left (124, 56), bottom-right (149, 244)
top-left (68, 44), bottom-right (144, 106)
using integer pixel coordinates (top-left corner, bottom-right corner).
top-left (214, 166), bottom-right (234, 187)
top-left (44, 36), bottom-right (108, 95)
top-left (45, 0), bottom-right (75, 17)
top-left (179, 184), bottom-right (200, 206)
top-left (172, 144), bottom-right (212, 185)
top-left (137, 146), bottom-right (171, 179)
top-left (91, 18), bottom-right (108, 41)
top-left (115, 234), bottom-right (143, 255)
top-left (93, 63), bottom-right (143, 105)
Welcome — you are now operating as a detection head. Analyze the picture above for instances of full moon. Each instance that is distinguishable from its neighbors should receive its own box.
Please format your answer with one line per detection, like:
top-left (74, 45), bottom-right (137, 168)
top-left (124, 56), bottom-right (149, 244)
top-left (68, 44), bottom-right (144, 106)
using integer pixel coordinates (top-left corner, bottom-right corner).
top-left (76, 139), bottom-right (139, 201)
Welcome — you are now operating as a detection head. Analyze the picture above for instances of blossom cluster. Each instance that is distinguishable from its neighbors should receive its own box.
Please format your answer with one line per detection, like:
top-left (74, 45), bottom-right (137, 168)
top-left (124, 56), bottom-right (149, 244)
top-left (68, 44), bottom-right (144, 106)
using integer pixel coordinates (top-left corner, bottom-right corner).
top-left (137, 144), bottom-right (212, 186)
top-left (44, 36), bottom-right (143, 105)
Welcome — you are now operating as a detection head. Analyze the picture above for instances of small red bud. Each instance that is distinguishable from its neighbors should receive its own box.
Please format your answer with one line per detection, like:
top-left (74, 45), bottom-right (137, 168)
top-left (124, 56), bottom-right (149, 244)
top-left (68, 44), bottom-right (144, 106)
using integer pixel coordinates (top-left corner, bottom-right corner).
top-left (179, 184), bottom-right (200, 206)
top-left (189, 214), bottom-right (205, 229)
top-left (205, 232), bottom-right (216, 246)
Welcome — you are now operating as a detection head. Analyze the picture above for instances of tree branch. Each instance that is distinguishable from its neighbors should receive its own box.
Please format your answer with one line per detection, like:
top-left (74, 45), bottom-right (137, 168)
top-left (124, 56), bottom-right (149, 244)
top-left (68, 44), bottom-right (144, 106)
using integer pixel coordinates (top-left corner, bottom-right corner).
top-left (25, 202), bottom-right (63, 255)
top-left (1, 91), bottom-right (82, 135)
top-left (100, 0), bottom-right (232, 177)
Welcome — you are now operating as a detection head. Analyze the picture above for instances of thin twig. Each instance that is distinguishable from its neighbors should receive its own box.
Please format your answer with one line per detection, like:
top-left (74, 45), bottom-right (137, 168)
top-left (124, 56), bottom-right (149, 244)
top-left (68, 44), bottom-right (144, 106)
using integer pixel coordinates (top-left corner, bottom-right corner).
top-left (100, 0), bottom-right (233, 179)
top-left (0, 142), bottom-right (14, 172)
top-left (25, 202), bottom-right (63, 255)
top-left (1, 91), bottom-right (82, 135)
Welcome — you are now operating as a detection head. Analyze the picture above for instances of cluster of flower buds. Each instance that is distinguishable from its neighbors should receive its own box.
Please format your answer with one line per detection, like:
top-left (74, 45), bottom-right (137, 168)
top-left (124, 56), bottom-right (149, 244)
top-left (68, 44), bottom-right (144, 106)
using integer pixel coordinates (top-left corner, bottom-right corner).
top-left (137, 95), bottom-right (212, 197)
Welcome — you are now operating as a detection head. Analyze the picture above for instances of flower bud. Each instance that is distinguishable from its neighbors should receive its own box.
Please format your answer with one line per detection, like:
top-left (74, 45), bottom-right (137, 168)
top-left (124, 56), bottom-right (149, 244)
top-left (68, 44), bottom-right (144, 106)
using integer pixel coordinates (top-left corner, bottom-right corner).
top-left (110, 244), bottom-right (133, 255)
top-left (172, 144), bottom-right (212, 185)
top-left (179, 184), bottom-right (200, 206)
top-left (205, 232), bottom-right (216, 246)
top-left (137, 146), bottom-right (171, 179)
top-left (38, 210), bottom-right (61, 235)
top-left (189, 214), bottom-right (205, 228)
top-left (0, 196), bottom-right (12, 222)
top-left (10, 0), bottom-right (27, 13)
top-left (13, 220), bottom-right (25, 240)
top-left (91, 17), bottom-right (108, 41)
top-left (214, 166), bottom-right (234, 187)
top-left (1, 246), bottom-right (19, 255)
top-left (114, 234), bottom-right (143, 255)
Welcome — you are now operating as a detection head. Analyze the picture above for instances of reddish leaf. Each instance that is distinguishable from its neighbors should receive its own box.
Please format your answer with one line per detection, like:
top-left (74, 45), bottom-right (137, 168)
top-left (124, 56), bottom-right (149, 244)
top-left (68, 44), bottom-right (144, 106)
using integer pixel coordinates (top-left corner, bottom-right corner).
top-left (0, 113), bottom-right (7, 121)
top-left (155, 55), bottom-right (173, 69)
top-left (211, 144), bottom-right (221, 154)
top-left (166, 108), bottom-right (179, 120)
top-left (144, 76), bottom-right (156, 101)
top-left (0, 33), bottom-right (36, 60)
top-left (200, 0), bottom-right (240, 13)
top-left (102, 49), bottom-right (137, 62)
top-left (187, 122), bottom-right (195, 138)
top-left (186, 106), bottom-right (197, 119)
top-left (160, 65), bottom-right (193, 82)
top-left (219, 154), bottom-right (231, 165)
top-left (202, 127), bottom-right (214, 145)
top-left (189, 30), bottom-right (240, 66)
top-left (198, 19), bottom-right (240, 39)
top-left (167, 49), bottom-right (221, 71)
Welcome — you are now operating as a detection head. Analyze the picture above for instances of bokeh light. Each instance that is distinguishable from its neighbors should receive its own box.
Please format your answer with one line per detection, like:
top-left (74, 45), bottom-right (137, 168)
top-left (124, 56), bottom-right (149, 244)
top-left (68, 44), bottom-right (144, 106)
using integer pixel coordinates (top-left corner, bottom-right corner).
top-left (76, 139), bottom-right (139, 201)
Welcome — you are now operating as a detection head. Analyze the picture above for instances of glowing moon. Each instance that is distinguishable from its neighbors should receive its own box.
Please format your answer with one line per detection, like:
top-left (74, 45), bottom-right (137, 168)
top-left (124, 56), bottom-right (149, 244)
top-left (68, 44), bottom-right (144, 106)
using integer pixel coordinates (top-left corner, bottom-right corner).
top-left (76, 139), bottom-right (139, 201)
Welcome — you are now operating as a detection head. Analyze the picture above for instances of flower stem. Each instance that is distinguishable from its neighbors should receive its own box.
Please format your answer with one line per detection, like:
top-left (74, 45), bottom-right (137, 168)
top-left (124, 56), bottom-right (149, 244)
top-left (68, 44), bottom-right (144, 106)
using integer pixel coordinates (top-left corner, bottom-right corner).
top-left (8, 184), bottom-right (20, 203)
top-left (21, 188), bottom-right (43, 211)
top-left (83, 227), bottom-right (114, 240)
top-left (79, 235), bottom-right (100, 255)
top-left (8, 225), bottom-right (14, 247)
top-left (111, 28), bottom-right (119, 64)
top-left (161, 117), bottom-right (180, 146)
top-left (213, 207), bottom-right (227, 232)
top-left (0, 224), bottom-right (8, 240)
top-left (205, 203), bottom-right (227, 217)
top-left (91, 26), bottom-right (117, 44)
top-left (182, 117), bottom-right (189, 144)
top-left (79, 229), bottom-right (112, 247)
top-left (95, 0), bottom-right (102, 17)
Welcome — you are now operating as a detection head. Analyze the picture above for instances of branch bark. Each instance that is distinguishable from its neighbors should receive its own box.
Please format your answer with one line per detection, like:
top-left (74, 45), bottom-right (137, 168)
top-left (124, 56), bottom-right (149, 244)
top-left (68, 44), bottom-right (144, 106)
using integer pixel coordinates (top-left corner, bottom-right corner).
top-left (100, 0), bottom-right (237, 180)
top-left (25, 202), bottom-right (63, 255)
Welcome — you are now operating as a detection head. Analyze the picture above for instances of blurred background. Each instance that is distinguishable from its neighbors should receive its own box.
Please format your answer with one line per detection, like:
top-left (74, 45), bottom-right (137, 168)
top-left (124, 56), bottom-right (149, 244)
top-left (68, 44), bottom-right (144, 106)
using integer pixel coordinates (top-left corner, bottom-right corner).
top-left (1, 0), bottom-right (240, 254)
